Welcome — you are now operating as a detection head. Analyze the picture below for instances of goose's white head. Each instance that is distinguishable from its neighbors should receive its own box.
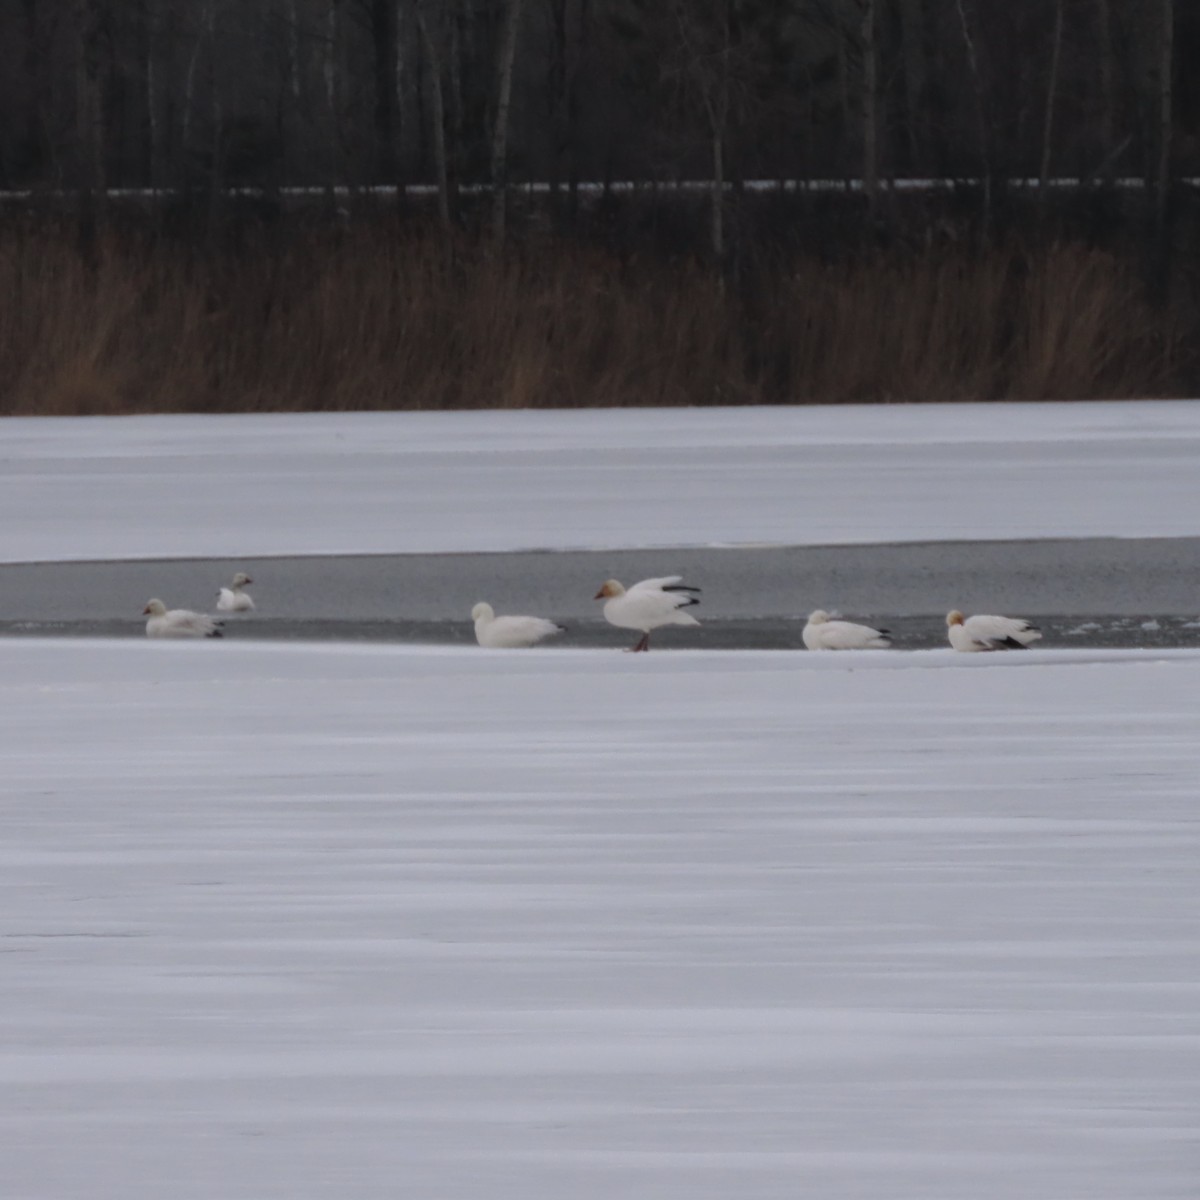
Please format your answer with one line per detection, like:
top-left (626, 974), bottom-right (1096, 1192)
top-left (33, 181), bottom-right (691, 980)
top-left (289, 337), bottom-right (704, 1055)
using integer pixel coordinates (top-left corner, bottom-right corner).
top-left (231, 572), bottom-right (253, 587)
top-left (807, 609), bottom-right (830, 624)
top-left (471, 602), bottom-right (494, 622)
top-left (594, 580), bottom-right (626, 601)
top-left (143, 599), bottom-right (167, 616)
top-left (946, 610), bottom-right (965, 627)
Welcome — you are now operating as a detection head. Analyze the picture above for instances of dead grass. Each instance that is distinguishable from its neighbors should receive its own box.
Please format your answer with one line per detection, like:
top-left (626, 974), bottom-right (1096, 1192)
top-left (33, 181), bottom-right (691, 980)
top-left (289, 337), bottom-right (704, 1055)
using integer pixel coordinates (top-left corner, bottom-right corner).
top-left (0, 224), bottom-right (1190, 416)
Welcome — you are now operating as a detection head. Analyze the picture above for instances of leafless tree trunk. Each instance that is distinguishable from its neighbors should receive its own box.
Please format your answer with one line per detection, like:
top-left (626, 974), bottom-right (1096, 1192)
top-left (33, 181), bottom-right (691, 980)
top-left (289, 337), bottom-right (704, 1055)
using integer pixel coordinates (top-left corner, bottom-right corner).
top-left (447, 0), bottom-right (465, 186)
top-left (953, 0), bottom-right (991, 235)
top-left (671, 1), bottom-right (731, 263)
top-left (490, 0), bottom-right (526, 243)
top-left (1038, 0), bottom-right (1065, 204)
top-left (543, 0), bottom-right (589, 218)
top-left (207, 2), bottom-right (224, 226)
top-left (323, 0), bottom-right (346, 190)
top-left (371, 0), bottom-right (401, 182)
top-left (324, 1), bottom-right (339, 115)
top-left (709, 123), bottom-right (725, 262)
top-left (837, 35), bottom-right (851, 185)
top-left (1095, 0), bottom-right (1116, 180)
top-left (139, 0), bottom-right (160, 187)
top-left (897, 0), bottom-right (927, 170)
top-left (287, 0), bottom-right (303, 102)
top-left (547, 0), bottom-right (568, 197)
top-left (22, 0), bottom-right (41, 173)
top-left (416, 1), bottom-right (451, 230)
top-left (395, 0), bottom-right (406, 146)
top-left (1151, 0), bottom-right (1174, 299)
top-left (711, 1), bottom-right (732, 265)
top-left (861, 0), bottom-right (878, 212)
top-left (183, 2), bottom-right (217, 158)
top-left (74, 0), bottom-right (105, 264)
top-left (566, 0), bottom-right (590, 216)
top-left (182, 15), bottom-right (202, 154)
top-left (1156, 0), bottom-right (1173, 233)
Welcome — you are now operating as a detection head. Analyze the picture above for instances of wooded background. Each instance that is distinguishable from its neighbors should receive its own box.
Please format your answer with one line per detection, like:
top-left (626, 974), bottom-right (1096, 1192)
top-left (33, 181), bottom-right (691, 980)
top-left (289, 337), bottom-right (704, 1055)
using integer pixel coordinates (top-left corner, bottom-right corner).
top-left (1, 1), bottom-right (1197, 412)
top-left (2, 2), bottom-right (1195, 237)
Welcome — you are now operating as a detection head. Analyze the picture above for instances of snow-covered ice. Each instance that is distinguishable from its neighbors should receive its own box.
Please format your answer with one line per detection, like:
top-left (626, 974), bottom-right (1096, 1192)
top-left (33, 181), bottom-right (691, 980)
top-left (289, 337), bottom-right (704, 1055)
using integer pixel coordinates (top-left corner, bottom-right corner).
top-left (4, 401), bottom-right (1200, 561)
top-left (2, 639), bottom-right (1197, 1199)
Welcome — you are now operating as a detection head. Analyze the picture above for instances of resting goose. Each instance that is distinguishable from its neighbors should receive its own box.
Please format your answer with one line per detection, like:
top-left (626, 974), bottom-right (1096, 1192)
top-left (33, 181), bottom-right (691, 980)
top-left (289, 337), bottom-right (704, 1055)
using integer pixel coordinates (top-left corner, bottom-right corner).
top-left (594, 576), bottom-right (700, 652)
top-left (472, 602), bottom-right (564, 648)
top-left (143, 599), bottom-right (223, 639)
top-left (216, 572), bottom-right (255, 612)
top-left (802, 609), bottom-right (892, 650)
top-left (946, 610), bottom-right (1041, 652)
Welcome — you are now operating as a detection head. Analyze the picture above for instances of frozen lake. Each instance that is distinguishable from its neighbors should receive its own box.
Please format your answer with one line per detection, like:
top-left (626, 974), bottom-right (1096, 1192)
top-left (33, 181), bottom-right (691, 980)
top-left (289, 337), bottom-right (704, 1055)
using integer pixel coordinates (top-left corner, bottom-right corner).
top-left (4, 401), bottom-right (1200, 562)
top-left (3, 402), bottom-right (1198, 1195)
top-left (1, 639), bottom-right (1197, 1199)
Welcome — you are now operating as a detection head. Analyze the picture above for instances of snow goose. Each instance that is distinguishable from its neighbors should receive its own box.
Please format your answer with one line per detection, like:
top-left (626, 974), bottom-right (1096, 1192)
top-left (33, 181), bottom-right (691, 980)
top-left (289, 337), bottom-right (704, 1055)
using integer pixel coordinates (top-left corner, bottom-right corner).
top-left (803, 609), bottom-right (891, 650)
top-left (594, 576), bottom-right (700, 652)
top-left (143, 599), bottom-right (223, 639)
top-left (216, 572), bottom-right (255, 612)
top-left (472, 602), bottom-right (565, 648)
top-left (946, 609), bottom-right (1041, 652)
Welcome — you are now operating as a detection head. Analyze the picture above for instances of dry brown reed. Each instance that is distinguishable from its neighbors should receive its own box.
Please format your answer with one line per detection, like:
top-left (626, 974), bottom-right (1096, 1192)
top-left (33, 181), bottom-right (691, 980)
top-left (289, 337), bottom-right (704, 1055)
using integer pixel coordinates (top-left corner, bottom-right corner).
top-left (0, 223), bottom-right (1189, 416)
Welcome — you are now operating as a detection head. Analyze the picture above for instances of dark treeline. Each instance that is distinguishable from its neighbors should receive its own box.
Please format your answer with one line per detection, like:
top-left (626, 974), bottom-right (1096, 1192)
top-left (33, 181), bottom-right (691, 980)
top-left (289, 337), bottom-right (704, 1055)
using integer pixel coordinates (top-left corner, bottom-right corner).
top-left (1, 0), bottom-right (1198, 412)
top-left (2, 2), bottom-right (1196, 239)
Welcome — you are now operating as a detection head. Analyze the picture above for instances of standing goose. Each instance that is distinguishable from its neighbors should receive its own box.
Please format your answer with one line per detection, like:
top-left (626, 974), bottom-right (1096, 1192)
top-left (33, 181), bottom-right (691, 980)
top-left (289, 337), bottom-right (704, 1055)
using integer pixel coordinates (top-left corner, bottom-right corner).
top-left (216, 572), bottom-right (255, 612)
top-left (143, 599), bottom-right (223, 639)
top-left (472, 602), bottom-right (564, 648)
top-left (594, 576), bottom-right (700, 652)
top-left (802, 609), bottom-right (892, 650)
top-left (946, 610), bottom-right (1041, 652)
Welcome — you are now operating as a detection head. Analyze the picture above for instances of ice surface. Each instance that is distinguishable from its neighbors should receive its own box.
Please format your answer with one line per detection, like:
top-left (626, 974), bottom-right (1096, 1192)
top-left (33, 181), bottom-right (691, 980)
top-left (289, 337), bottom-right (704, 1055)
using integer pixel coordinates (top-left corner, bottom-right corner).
top-left (1, 639), bottom-right (1197, 1199)
top-left (4, 400), bottom-right (1200, 562)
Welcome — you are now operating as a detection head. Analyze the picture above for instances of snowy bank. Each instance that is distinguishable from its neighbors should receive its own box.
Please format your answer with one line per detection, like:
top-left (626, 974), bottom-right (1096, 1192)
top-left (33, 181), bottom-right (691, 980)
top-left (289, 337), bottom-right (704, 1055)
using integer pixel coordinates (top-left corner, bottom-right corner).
top-left (3, 400), bottom-right (1200, 562)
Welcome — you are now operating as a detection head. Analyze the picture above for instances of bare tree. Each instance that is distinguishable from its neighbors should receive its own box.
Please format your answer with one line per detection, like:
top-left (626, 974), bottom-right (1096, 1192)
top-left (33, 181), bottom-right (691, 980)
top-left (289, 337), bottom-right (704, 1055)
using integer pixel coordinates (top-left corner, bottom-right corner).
top-left (897, 0), bottom-right (927, 170)
top-left (490, 0), bottom-right (526, 243)
top-left (371, 0), bottom-right (400, 182)
top-left (662, 0), bottom-right (737, 263)
top-left (286, 0), bottom-right (303, 103)
top-left (1156, 0), bottom-right (1173, 228)
top-left (183, 1), bottom-right (215, 157)
top-left (860, 0), bottom-right (878, 212)
top-left (1094, 0), bottom-right (1117, 178)
top-left (135, 0), bottom-right (160, 187)
top-left (1151, 0), bottom-right (1174, 297)
top-left (72, 0), bottom-right (106, 261)
top-left (543, 0), bottom-right (590, 218)
top-left (953, 0), bottom-right (992, 233)
top-left (415, 0), bottom-right (451, 229)
top-left (1038, 0), bottom-right (1065, 202)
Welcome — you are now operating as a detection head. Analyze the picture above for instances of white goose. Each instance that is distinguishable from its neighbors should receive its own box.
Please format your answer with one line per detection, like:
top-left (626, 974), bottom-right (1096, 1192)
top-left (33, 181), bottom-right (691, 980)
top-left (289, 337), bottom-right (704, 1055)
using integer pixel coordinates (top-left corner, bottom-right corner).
top-left (472, 602), bottom-right (564, 648)
top-left (594, 576), bottom-right (700, 652)
top-left (216, 572), bottom-right (255, 612)
top-left (143, 599), bottom-right (223, 639)
top-left (946, 609), bottom-right (1041, 652)
top-left (802, 609), bottom-right (891, 650)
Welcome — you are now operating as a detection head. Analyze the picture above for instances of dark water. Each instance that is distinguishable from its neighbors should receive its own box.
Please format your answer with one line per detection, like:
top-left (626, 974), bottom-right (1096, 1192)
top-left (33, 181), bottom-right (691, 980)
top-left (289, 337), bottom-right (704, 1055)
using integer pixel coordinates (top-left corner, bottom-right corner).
top-left (2, 538), bottom-right (1198, 649)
